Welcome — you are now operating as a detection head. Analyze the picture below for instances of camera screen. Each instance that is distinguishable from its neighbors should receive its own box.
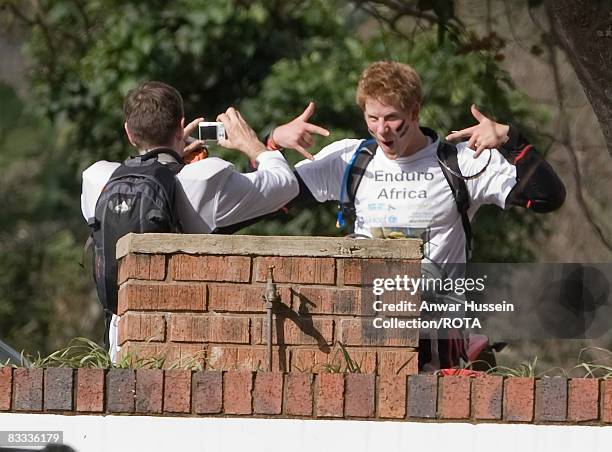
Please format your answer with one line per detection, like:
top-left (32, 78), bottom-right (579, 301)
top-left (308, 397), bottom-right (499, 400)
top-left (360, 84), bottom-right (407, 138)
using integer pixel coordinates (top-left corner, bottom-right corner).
top-left (199, 125), bottom-right (218, 141)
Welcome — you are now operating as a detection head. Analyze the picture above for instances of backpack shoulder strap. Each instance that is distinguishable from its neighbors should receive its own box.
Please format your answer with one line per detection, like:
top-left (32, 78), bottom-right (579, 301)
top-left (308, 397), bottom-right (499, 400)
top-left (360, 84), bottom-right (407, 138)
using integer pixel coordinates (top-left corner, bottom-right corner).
top-left (141, 147), bottom-right (184, 163)
top-left (437, 141), bottom-right (473, 260)
top-left (337, 139), bottom-right (377, 231)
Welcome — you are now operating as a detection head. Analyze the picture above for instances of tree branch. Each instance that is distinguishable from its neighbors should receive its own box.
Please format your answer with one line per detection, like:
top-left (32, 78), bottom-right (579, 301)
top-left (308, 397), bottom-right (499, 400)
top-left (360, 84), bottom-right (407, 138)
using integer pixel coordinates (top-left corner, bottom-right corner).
top-left (544, 29), bottom-right (612, 252)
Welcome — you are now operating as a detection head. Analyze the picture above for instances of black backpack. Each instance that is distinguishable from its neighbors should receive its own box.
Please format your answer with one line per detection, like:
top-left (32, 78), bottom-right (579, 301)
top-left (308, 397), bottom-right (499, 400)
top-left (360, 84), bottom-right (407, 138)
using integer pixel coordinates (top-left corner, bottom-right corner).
top-left (336, 138), bottom-right (473, 259)
top-left (88, 149), bottom-right (184, 320)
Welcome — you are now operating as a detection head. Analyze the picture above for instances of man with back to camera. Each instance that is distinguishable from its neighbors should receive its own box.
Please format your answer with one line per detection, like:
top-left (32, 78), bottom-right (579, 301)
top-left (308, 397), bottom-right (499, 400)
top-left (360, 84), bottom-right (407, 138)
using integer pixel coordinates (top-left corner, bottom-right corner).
top-left (266, 61), bottom-right (566, 370)
top-left (81, 81), bottom-right (300, 360)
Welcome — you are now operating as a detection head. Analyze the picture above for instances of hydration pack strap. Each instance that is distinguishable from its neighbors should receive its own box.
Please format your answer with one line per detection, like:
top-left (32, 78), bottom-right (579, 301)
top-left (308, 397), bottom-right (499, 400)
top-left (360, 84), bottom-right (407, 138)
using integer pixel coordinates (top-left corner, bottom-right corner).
top-left (436, 141), bottom-right (473, 260)
top-left (337, 139), bottom-right (377, 231)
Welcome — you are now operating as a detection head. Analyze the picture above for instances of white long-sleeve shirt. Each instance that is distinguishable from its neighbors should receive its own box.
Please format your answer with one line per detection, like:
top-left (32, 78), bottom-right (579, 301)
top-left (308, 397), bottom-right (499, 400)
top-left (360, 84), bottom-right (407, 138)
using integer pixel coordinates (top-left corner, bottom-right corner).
top-left (81, 150), bottom-right (299, 232)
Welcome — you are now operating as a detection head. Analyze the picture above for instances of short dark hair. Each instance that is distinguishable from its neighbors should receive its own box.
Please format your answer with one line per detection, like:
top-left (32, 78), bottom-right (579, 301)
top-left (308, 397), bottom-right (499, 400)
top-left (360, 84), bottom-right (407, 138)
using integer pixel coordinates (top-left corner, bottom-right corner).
top-left (123, 81), bottom-right (184, 149)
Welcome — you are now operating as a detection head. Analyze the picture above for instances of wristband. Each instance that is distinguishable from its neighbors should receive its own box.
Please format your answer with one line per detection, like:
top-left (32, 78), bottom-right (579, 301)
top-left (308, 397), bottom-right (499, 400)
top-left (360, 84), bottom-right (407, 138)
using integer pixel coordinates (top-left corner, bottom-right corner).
top-left (266, 132), bottom-right (283, 151)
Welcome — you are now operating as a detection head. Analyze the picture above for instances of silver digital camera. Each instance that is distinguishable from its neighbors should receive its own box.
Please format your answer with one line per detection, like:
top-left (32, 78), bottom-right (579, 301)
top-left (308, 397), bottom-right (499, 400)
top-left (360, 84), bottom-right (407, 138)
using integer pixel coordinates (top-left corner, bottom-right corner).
top-left (198, 121), bottom-right (226, 142)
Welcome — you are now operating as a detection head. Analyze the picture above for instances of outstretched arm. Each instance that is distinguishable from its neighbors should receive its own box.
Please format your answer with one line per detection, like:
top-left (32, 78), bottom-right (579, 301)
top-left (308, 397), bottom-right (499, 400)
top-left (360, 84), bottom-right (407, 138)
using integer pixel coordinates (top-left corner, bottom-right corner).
top-left (211, 170), bottom-right (318, 235)
top-left (447, 105), bottom-right (565, 213)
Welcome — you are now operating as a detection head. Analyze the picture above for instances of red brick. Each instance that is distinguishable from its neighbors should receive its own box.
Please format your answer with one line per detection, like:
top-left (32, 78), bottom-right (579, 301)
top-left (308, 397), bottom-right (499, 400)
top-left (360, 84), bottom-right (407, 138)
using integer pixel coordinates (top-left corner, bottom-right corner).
top-left (118, 313), bottom-right (165, 345)
top-left (472, 375), bottom-right (503, 420)
top-left (345, 373), bottom-right (375, 418)
top-left (193, 371), bottom-right (223, 414)
top-left (164, 369), bottom-right (192, 413)
top-left (568, 378), bottom-right (599, 422)
top-left (0, 367), bottom-right (12, 411)
top-left (117, 342), bottom-right (166, 368)
top-left (284, 373), bottom-right (313, 416)
top-left (172, 255), bottom-right (251, 282)
top-left (377, 350), bottom-right (418, 376)
top-left (255, 256), bottom-right (335, 285)
top-left (341, 258), bottom-right (387, 285)
top-left (170, 314), bottom-right (250, 343)
top-left (13, 368), bottom-right (43, 411)
top-left (224, 371), bottom-right (253, 415)
top-left (439, 376), bottom-right (470, 419)
top-left (504, 377), bottom-right (534, 422)
top-left (118, 254), bottom-right (165, 285)
top-left (118, 341), bottom-right (165, 363)
top-left (121, 342), bottom-right (206, 369)
top-left (294, 287), bottom-right (362, 315)
top-left (44, 368), bottom-right (73, 411)
top-left (208, 284), bottom-right (291, 312)
top-left (136, 369), bottom-right (163, 414)
top-left (207, 346), bottom-right (284, 372)
top-left (254, 372), bottom-right (283, 414)
top-left (166, 344), bottom-right (207, 369)
top-left (118, 282), bottom-right (206, 315)
top-left (601, 380), bottom-right (612, 423)
top-left (253, 317), bottom-right (333, 346)
top-left (339, 318), bottom-right (418, 347)
top-left (407, 375), bottom-right (437, 418)
top-left (378, 375), bottom-right (407, 419)
top-left (76, 369), bottom-right (104, 412)
top-left (337, 349), bottom-right (376, 373)
top-left (535, 377), bottom-right (567, 422)
top-left (316, 373), bottom-right (344, 417)
top-left (291, 348), bottom-right (336, 373)
top-left (291, 347), bottom-right (376, 374)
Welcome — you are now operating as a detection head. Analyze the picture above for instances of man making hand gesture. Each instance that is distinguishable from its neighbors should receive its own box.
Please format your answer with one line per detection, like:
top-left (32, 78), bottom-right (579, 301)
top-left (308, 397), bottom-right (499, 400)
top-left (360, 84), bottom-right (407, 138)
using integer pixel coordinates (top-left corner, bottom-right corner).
top-left (266, 61), bottom-right (565, 370)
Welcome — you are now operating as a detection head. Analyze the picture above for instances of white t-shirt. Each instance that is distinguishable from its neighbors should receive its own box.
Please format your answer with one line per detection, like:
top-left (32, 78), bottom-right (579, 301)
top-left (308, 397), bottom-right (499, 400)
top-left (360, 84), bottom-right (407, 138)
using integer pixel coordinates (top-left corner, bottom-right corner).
top-left (81, 150), bottom-right (298, 233)
top-left (295, 135), bottom-right (517, 265)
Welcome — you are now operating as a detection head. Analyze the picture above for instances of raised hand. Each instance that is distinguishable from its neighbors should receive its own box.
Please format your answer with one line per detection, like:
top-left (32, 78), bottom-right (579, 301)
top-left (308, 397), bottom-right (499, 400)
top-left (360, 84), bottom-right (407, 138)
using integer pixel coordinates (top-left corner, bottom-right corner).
top-left (217, 107), bottom-right (267, 161)
top-left (271, 102), bottom-right (330, 160)
top-left (445, 104), bottom-right (510, 158)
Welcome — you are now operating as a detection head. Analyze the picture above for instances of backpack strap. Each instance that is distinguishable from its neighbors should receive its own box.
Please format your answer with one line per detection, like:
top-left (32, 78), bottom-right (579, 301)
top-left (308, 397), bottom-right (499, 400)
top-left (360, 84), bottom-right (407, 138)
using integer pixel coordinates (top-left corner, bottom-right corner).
top-left (337, 139), bottom-right (377, 231)
top-left (437, 141), bottom-right (473, 260)
top-left (140, 147), bottom-right (184, 163)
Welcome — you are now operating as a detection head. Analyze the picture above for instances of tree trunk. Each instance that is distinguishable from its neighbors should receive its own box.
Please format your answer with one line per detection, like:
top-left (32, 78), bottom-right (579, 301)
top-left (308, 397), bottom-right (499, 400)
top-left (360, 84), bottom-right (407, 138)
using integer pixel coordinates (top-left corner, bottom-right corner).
top-left (545, 0), bottom-right (612, 156)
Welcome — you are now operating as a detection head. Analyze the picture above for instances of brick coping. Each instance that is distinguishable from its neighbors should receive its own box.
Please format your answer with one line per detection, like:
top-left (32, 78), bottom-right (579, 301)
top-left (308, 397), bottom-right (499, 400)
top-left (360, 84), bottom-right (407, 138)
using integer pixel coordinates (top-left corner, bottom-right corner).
top-left (1, 367), bottom-right (611, 425)
top-left (115, 234), bottom-right (422, 260)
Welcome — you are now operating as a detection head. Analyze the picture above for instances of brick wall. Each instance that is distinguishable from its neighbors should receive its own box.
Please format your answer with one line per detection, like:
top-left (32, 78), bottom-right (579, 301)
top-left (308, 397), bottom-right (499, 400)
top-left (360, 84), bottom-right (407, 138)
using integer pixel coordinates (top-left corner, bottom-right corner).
top-left (115, 234), bottom-right (421, 374)
top-left (1, 367), bottom-right (610, 424)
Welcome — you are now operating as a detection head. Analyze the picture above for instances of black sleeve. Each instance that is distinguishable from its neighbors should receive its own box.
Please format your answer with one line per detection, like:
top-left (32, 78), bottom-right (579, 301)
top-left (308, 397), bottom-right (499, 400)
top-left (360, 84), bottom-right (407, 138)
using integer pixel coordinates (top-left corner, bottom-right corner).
top-left (501, 124), bottom-right (565, 213)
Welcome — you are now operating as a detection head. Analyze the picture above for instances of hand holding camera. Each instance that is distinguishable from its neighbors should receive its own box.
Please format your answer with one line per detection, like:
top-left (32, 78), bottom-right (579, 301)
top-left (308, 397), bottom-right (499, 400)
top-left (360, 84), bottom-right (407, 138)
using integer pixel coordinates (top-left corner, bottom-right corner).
top-left (216, 107), bottom-right (267, 161)
top-left (183, 117), bottom-right (206, 157)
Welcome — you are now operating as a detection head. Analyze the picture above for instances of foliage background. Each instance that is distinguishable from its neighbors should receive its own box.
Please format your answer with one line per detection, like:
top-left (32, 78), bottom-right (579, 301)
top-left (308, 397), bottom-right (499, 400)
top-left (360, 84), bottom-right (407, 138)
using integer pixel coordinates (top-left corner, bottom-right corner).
top-left (0, 0), bottom-right (609, 368)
